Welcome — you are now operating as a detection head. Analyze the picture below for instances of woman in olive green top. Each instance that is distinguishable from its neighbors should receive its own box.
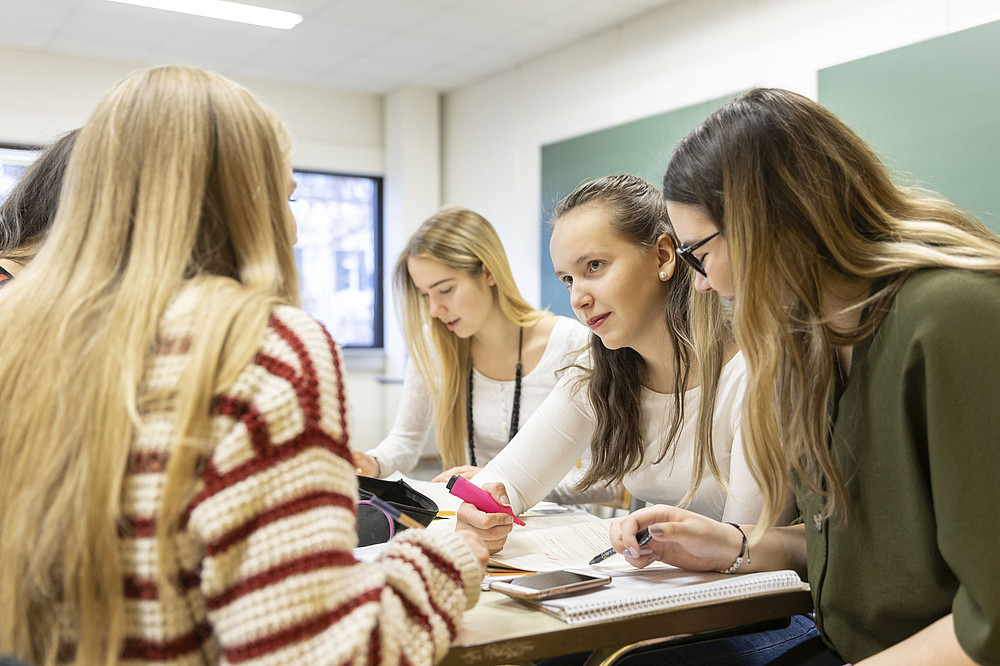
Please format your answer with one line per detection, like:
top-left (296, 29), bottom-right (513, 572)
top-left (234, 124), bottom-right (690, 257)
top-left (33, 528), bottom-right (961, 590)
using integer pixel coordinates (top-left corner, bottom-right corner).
top-left (609, 88), bottom-right (1000, 665)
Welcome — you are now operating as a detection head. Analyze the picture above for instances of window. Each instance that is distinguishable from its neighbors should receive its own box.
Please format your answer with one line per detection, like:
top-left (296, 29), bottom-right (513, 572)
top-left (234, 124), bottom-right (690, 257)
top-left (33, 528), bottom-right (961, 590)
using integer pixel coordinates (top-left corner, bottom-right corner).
top-left (2, 144), bottom-right (384, 348)
top-left (0, 144), bottom-right (41, 201)
top-left (290, 170), bottom-right (383, 348)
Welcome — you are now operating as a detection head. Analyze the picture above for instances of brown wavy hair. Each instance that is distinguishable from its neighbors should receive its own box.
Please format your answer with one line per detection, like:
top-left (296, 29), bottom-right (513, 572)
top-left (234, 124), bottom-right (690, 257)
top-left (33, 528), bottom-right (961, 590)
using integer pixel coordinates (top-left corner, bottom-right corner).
top-left (552, 174), bottom-right (733, 500)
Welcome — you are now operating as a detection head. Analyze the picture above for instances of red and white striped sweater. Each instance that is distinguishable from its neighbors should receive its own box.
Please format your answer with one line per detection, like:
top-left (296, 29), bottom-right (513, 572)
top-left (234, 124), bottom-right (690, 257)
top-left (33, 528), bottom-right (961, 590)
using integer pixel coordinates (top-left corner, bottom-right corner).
top-left (65, 288), bottom-right (481, 665)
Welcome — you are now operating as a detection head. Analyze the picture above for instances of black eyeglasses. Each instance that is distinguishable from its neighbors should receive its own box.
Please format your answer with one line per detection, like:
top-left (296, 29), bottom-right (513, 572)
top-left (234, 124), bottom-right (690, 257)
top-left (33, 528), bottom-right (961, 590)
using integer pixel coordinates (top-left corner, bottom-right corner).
top-left (675, 232), bottom-right (720, 277)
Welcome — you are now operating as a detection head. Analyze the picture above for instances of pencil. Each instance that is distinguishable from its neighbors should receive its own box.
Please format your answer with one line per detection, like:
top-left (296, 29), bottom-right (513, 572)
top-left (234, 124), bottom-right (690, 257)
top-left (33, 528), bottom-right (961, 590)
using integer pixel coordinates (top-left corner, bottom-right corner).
top-left (367, 494), bottom-right (426, 530)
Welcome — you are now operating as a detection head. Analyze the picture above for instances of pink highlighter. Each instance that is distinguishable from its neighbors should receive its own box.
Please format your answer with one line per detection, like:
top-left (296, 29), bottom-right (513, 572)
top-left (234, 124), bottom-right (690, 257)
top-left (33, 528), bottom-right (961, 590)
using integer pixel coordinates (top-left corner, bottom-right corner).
top-left (447, 475), bottom-right (526, 526)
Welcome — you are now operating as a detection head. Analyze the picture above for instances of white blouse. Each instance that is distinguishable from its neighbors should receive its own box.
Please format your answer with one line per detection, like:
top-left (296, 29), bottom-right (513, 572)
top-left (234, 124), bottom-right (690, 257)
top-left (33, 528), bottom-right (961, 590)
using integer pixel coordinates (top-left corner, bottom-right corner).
top-left (369, 316), bottom-right (590, 477)
top-left (474, 352), bottom-right (768, 524)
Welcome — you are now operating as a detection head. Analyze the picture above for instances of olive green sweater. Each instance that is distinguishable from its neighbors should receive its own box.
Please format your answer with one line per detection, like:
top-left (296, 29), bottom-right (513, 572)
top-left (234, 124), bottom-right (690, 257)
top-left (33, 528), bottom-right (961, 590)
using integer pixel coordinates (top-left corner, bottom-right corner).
top-left (797, 269), bottom-right (1000, 664)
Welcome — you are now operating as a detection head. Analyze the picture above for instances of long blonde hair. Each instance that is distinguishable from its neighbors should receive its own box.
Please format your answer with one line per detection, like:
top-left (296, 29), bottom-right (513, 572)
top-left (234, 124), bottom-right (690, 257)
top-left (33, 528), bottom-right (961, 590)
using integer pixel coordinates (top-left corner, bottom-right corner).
top-left (664, 88), bottom-right (1000, 529)
top-left (394, 206), bottom-right (546, 468)
top-left (0, 65), bottom-right (299, 665)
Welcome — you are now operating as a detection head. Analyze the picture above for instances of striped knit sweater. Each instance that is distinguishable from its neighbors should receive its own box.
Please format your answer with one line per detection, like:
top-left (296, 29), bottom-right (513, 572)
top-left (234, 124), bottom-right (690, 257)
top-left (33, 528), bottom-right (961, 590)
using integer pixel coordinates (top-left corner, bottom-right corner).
top-left (69, 286), bottom-right (482, 665)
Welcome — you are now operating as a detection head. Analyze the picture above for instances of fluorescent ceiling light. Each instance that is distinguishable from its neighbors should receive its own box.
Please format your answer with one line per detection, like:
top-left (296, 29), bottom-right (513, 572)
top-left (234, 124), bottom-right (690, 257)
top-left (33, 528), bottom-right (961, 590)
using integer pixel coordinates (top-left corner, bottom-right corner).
top-left (109, 0), bottom-right (302, 30)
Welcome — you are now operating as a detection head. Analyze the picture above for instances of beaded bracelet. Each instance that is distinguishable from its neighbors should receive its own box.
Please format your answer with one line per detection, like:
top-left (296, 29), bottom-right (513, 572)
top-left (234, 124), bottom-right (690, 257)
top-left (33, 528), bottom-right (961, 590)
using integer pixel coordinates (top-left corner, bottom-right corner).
top-left (719, 522), bottom-right (749, 574)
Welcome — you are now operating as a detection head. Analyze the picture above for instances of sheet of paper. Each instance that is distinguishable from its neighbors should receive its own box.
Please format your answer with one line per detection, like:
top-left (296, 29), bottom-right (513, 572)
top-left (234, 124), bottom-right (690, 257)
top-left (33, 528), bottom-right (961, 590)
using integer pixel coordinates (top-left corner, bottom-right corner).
top-left (388, 473), bottom-right (464, 512)
top-left (488, 517), bottom-right (634, 573)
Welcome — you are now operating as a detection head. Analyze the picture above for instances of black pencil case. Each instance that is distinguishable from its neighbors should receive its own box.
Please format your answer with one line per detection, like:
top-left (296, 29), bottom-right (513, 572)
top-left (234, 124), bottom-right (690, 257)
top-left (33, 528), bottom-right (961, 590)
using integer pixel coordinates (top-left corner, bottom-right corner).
top-left (356, 475), bottom-right (439, 547)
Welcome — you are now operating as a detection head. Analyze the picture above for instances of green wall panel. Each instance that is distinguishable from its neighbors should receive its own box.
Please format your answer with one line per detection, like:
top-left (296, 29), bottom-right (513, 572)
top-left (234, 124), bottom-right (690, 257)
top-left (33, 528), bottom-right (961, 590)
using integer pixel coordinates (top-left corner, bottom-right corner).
top-left (819, 20), bottom-right (1000, 233)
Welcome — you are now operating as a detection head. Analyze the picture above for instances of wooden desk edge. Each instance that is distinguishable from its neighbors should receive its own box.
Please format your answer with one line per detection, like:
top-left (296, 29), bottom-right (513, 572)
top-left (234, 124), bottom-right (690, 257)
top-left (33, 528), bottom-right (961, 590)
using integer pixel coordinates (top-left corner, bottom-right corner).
top-left (441, 588), bottom-right (814, 666)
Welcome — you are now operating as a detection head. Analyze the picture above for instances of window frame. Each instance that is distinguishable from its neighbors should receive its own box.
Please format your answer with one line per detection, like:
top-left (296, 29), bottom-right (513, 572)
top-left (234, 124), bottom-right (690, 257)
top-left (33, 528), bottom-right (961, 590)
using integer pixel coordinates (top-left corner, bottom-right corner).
top-left (2, 144), bottom-right (385, 350)
top-left (290, 167), bottom-right (385, 350)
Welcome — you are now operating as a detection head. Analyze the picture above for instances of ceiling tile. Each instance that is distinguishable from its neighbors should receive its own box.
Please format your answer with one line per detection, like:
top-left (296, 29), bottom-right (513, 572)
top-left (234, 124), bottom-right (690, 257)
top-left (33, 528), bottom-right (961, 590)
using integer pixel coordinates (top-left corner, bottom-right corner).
top-left (409, 8), bottom-right (525, 47)
top-left (0, 0), bottom-right (680, 94)
top-left (233, 60), bottom-right (330, 87)
top-left (365, 33), bottom-right (475, 66)
top-left (451, 0), bottom-right (578, 23)
top-left (0, 3), bottom-right (72, 40)
top-left (495, 24), bottom-right (579, 57)
top-left (55, 11), bottom-right (178, 52)
top-left (279, 17), bottom-right (396, 56)
top-left (317, 0), bottom-right (447, 32)
top-left (545, 0), bottom-right (649, 34)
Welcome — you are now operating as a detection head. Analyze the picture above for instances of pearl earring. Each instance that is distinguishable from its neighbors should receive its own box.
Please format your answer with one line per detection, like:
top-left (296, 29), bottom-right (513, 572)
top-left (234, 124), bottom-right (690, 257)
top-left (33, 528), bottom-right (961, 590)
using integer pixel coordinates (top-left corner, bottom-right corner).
top-left (659, 270), bottom-right (667, 280)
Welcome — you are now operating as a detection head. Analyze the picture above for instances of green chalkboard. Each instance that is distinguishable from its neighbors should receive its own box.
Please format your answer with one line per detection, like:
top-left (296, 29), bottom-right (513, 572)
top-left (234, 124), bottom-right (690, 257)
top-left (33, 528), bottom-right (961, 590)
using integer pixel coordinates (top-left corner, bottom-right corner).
top-left (818, 19), bottom-right (1000, 233)
top-left (539, 95), bottom-right (733, 316)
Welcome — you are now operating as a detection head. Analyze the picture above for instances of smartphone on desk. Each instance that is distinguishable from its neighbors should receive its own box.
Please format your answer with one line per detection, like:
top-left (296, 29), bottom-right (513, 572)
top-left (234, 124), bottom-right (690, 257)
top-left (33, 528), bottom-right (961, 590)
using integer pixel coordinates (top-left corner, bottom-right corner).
top-left (490, 570), bottom-right (612, 600)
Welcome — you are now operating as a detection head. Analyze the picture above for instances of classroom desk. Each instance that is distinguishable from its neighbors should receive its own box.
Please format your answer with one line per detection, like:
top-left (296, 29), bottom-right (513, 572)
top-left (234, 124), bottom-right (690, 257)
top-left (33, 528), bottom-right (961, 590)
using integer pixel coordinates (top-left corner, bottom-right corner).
top-left (442, 586), bottom-right (813, 666)
top-left (381, 476), bottom-right (813, 665)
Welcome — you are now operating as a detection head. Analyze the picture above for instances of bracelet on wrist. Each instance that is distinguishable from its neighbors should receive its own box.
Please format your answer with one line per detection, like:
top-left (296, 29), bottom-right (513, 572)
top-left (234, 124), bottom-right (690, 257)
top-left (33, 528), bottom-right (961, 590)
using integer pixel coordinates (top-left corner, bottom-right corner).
top-left (719, 522), bottom-right (749, 574)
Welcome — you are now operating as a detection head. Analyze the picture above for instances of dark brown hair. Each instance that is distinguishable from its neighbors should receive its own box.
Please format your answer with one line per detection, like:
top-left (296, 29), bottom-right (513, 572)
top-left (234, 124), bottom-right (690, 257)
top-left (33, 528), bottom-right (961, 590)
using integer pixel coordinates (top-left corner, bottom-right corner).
top-left (553, 174), bottom-right (732, 498)
top-left (0, 130), bottom-right (79, 261)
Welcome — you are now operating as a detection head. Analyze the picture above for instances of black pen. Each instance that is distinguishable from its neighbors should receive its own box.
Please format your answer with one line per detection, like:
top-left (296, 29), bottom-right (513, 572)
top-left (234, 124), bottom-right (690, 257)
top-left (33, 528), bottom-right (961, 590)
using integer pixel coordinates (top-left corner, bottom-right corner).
top-left (589, 528), bottom-right (651, 565)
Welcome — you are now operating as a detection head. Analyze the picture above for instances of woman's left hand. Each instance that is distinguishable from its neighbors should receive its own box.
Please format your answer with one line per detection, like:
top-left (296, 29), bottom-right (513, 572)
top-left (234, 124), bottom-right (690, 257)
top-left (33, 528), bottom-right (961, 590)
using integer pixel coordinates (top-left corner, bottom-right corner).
top-left (432, 465), bottom-right (481, 483)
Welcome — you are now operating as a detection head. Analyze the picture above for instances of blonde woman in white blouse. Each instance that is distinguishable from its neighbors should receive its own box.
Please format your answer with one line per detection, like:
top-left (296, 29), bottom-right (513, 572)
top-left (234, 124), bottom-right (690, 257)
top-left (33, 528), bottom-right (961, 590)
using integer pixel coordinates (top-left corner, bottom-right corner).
top-left (352, 206), bottom-right (592, 488)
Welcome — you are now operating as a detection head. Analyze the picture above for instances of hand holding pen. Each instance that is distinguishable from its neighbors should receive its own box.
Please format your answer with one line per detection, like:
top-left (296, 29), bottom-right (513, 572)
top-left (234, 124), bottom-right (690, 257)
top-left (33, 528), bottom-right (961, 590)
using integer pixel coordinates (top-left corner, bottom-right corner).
top-left (589, 528), bottom-right (652, 565)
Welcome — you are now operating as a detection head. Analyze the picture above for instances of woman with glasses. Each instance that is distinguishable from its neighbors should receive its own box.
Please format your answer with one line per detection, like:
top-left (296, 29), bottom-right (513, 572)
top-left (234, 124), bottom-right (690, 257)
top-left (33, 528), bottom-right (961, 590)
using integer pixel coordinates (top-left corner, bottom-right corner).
top-left (612, 87), bottom-right (1000, 665)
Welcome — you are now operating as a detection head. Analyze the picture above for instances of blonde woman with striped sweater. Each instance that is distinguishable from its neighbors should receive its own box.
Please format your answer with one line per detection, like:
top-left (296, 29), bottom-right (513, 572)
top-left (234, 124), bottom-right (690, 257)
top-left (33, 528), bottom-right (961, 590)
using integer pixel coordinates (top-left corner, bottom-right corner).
top-left (0, 65), bottom-right (487, 666)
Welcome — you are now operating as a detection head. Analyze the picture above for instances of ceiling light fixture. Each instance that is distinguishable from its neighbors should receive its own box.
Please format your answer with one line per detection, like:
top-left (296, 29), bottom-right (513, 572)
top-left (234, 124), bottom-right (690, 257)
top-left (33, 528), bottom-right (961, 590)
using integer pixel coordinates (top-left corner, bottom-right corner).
top-left (108, 0), bottom-right (302, 30)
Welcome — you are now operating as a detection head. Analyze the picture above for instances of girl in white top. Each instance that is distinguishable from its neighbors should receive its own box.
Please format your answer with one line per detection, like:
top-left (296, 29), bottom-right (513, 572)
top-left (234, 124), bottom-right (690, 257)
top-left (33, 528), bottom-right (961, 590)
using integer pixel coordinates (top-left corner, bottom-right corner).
top-left (366, 316), bottom-right (589, 479)
top-left (460, 174), bottom-right (782, 553)
top-left (476, 350), bottom-right (758, 521)
top-left (352, 206), bottom-right (590, 482)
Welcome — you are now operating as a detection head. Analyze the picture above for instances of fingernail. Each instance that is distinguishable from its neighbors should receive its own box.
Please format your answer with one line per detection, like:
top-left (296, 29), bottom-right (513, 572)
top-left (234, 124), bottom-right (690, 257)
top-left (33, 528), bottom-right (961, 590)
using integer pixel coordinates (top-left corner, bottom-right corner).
top-left (638, 547), bottom-right (653, 556)
top-left (649, 526), bottom-right (663, 537)
top-left (624, 547), bottom-right (638, 558)
top-left (500, 495), bottom-right (510, 505)
top-left (647, 555), bottom-right (659, 564)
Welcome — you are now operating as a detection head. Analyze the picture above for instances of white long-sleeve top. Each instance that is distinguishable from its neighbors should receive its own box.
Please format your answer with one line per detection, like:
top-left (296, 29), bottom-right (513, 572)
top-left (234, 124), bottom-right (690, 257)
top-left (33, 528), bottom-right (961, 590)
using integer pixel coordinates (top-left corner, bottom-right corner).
top-left (474, 351), bottom-right (767, 524)
top-left (369, 316), bottom-right (590, 477)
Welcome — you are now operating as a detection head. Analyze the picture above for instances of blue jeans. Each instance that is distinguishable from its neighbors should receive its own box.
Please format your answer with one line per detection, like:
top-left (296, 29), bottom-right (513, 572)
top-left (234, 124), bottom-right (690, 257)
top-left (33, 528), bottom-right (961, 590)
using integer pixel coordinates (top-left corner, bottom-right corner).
top-left (540, 614), bottom-right (830, 666)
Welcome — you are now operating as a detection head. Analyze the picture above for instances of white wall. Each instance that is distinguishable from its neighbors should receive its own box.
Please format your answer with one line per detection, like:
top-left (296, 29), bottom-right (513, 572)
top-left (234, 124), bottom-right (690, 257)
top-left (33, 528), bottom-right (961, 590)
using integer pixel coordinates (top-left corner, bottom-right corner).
top-left (0, 45), bottom-right (392, 448)
top-left (441, 0), bottom-right (1000, 310)
top-left (378, 87), bottom-right (442, 457)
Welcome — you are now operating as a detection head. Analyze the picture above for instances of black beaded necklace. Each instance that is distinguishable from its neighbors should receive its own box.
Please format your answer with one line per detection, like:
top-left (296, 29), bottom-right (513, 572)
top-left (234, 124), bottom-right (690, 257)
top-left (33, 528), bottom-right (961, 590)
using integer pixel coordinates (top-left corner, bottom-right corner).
top-left (466, 327), bottom-right (523, 466)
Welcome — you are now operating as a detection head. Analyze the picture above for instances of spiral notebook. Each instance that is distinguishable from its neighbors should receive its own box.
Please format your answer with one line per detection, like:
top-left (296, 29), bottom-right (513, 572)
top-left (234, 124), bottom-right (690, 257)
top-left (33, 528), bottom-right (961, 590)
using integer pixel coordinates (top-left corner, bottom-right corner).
top-left (521, 565), bottom-right (806, 625)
